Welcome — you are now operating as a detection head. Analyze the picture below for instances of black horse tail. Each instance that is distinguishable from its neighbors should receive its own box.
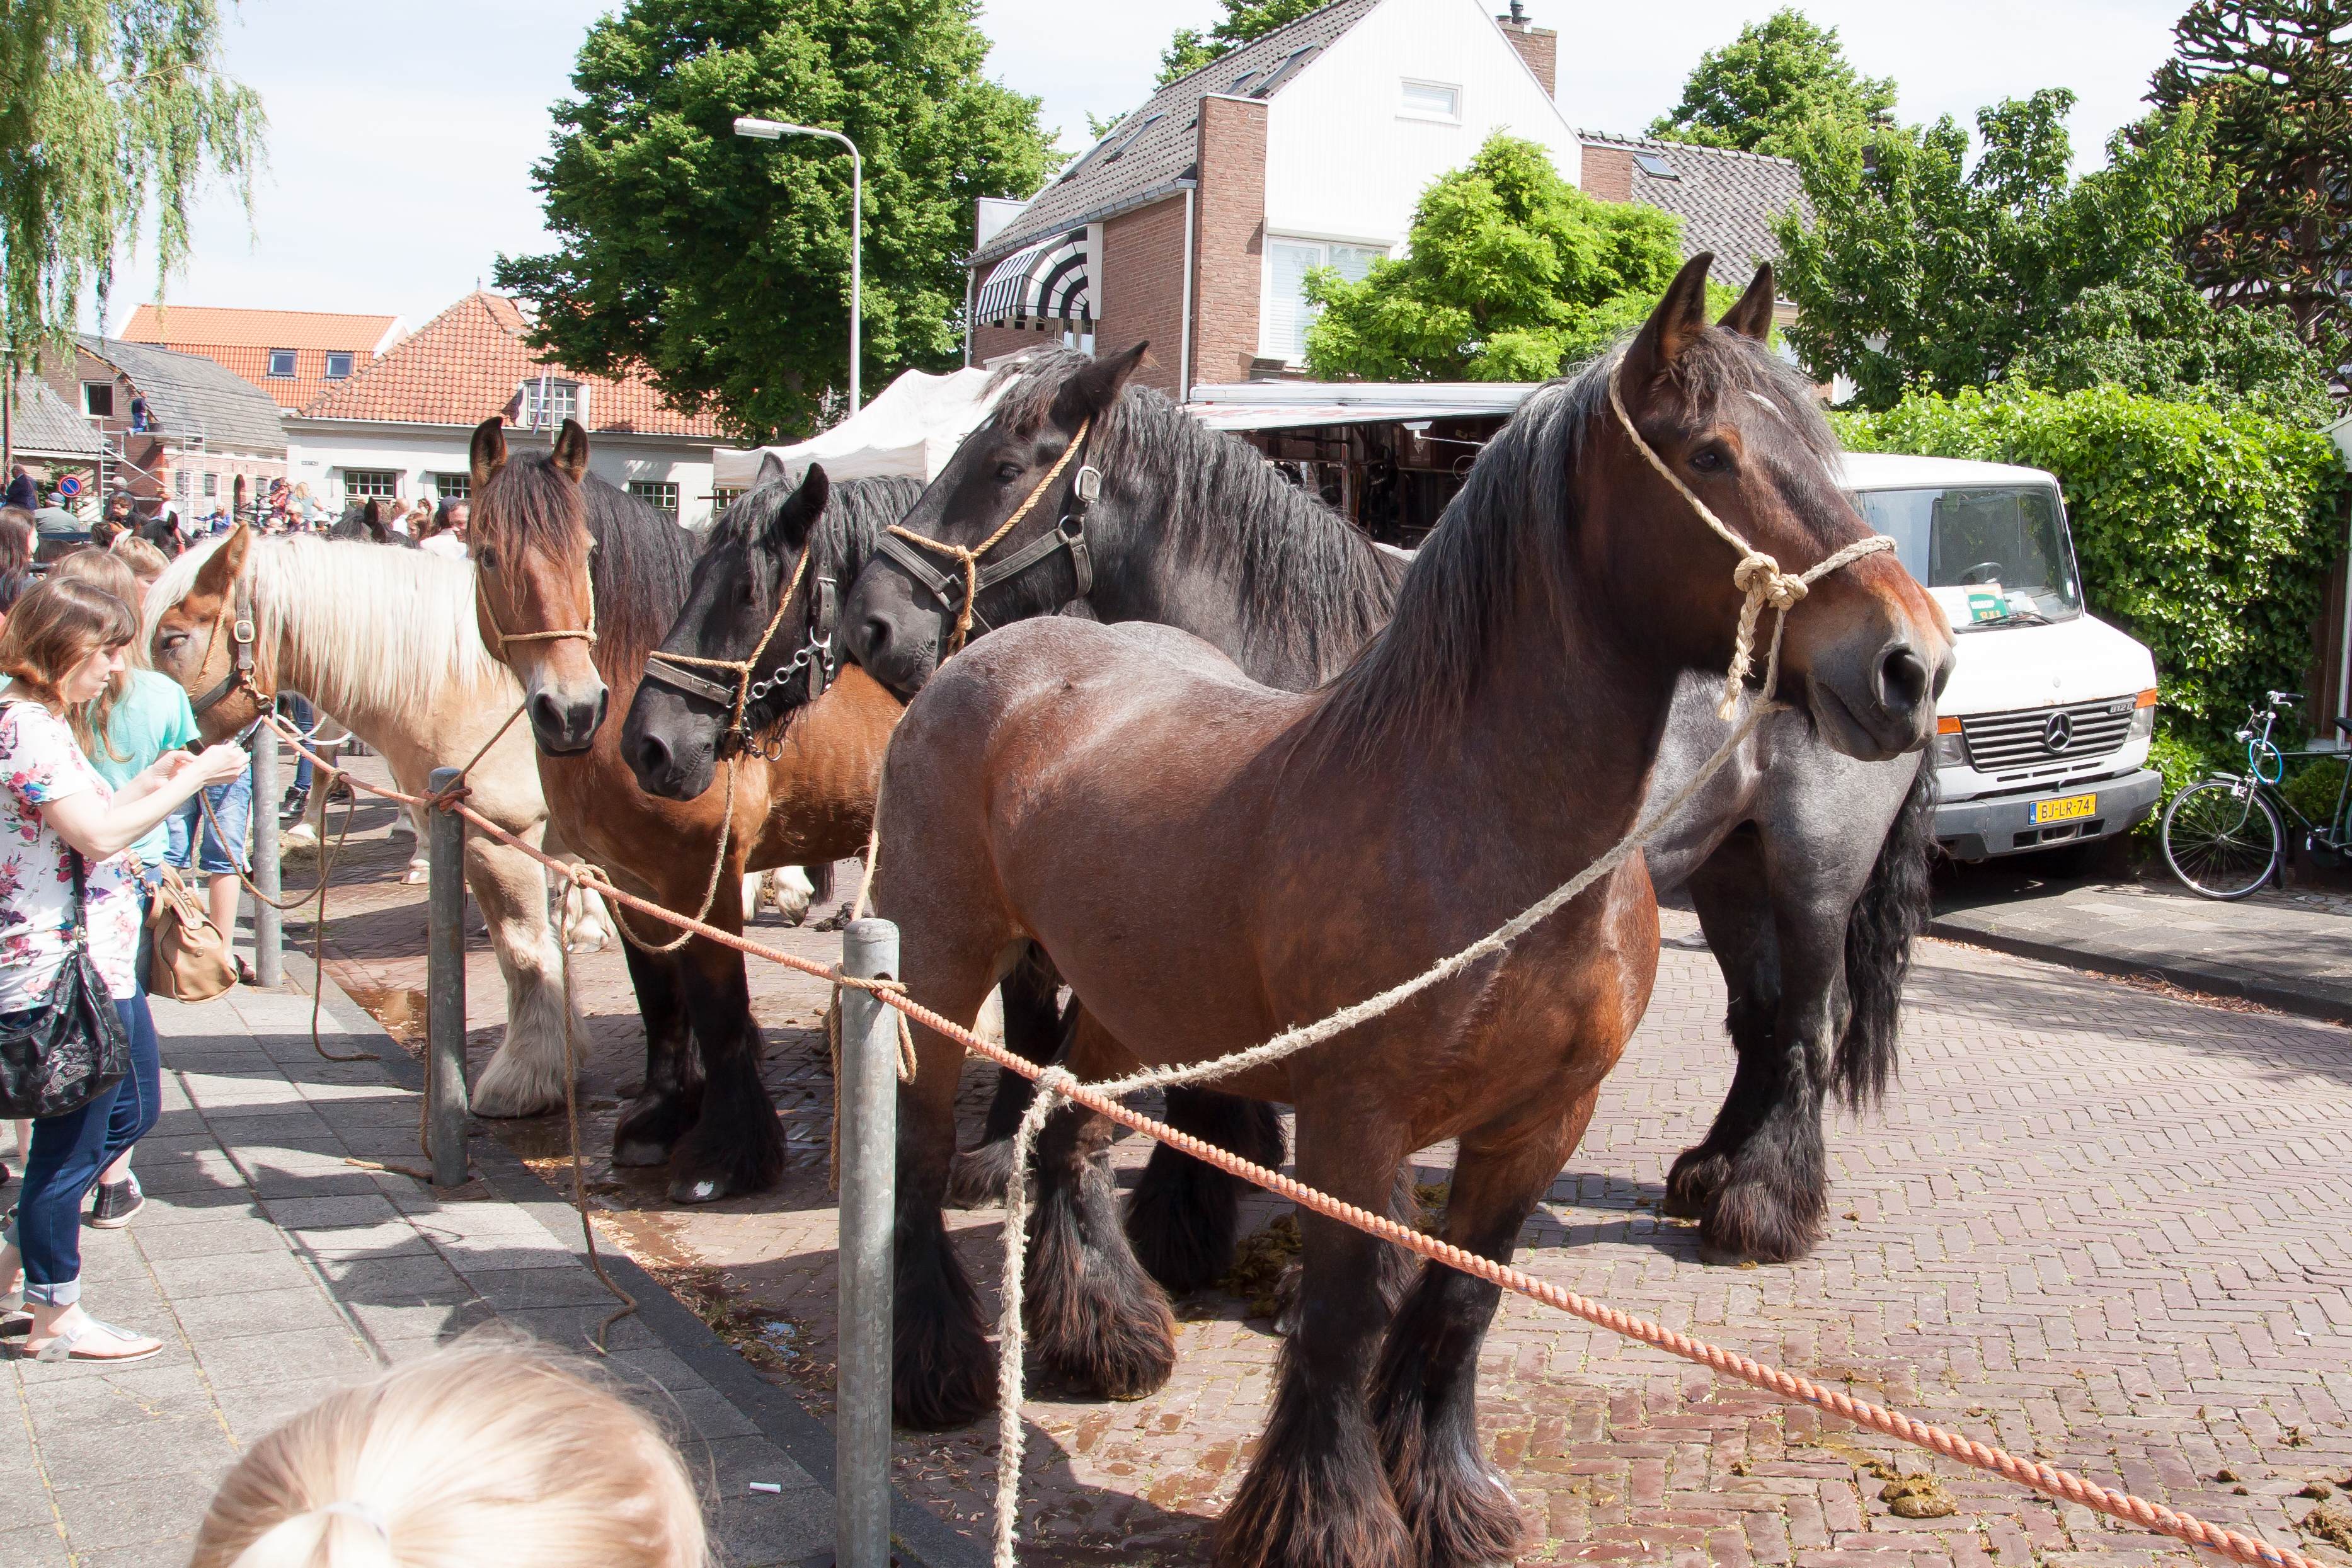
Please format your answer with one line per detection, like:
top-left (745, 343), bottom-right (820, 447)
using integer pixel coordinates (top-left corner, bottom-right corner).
top-left (1835, 752), bottom-right (1937, 1109)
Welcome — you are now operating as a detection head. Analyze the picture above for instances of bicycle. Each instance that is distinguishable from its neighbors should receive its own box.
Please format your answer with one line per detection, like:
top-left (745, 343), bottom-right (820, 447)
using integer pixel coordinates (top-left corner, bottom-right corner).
top-left (2159, 689), bottom-right (2352, 899)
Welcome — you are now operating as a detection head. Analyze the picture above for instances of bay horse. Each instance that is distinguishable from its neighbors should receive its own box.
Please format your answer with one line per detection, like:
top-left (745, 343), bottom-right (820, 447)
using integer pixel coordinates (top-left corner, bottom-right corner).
top-left (832, 299), bottom-right (1936, 1271)
top-left (144, 527), bottom-right (589, 1116)
top-left (463, 419), bottom-right (902, 1201)
top-left (867, 261), bottom-right (1950, 1565)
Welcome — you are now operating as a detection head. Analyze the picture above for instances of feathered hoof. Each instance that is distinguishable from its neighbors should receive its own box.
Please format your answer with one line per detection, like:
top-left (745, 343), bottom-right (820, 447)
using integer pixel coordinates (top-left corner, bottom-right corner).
top-left (1698, 1181), bottom-right (1823, 1266)
top-left (895, 1297), bottom-right (997, 1431)
top-left (1218, 1453), bottom-right (1415, 1568)
top-left (469, 1067), bottom-right (563, 1121)
top-left (1028, 1274), bottom-right (1178, 1402)
top-left (946, 1138), bottom-right (1016, 1207)
top-left (1394, 1454), bottom-right (1532, 1568)
top-left (1662, 1144), bottom-right (1731, 1220)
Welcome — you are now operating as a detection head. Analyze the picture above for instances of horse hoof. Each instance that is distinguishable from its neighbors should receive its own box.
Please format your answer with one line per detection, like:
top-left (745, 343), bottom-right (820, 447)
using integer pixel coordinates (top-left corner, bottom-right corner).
top-left (946, 1140), bottom-right (1015, 1207)
top-left (1663, 1146), bottom-right (1730, 1218)
top-left (402, 866), bottom-right (429, 887)
top-left (1699, 1183), bottom-right (1821, 1265)
top-left (668, 1174), bottom-right (730, 1205)
top-left (609, 1136), bottom-right (674, 1168)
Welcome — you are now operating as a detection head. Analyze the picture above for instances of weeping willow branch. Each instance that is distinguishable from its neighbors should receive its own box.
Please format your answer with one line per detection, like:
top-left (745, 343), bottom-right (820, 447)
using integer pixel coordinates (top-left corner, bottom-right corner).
top-left (0, 0), bottom-right (266, 370)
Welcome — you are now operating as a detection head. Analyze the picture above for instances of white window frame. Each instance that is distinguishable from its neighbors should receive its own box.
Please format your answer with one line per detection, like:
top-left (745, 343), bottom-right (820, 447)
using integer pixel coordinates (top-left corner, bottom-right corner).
top-left (1260, 236), bottom-right (1392, 365)
top-left (432, 472), bottom-right (471, 501)
top-left (342, 468), bottom-right (399, 501)
top-left (266, 349), bottom-right (297, 379)
top-left (522, 378), bottom-right (582, 429)
top-left (1398, 79), bottom-right (1462, 124)
top-left (628, 479), bottom-right (680, 517)
top-left (82, 382), bottom-right (115, 418)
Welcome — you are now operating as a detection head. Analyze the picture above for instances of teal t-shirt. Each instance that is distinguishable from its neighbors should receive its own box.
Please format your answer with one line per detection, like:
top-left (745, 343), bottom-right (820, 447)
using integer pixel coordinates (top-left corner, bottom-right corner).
top-left (89, 670), bottom-right (200, 866)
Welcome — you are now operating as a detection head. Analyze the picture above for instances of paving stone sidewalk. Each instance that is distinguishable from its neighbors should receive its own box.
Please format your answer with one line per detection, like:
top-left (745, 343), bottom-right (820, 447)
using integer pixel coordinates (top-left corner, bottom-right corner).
top-left (1, 973), bottom-right (836, 1568)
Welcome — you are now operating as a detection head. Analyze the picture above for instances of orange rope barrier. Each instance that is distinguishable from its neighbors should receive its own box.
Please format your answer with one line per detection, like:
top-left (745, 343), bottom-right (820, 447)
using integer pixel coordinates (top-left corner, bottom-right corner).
top-left (256, 713), bottom-right (2319, 1568)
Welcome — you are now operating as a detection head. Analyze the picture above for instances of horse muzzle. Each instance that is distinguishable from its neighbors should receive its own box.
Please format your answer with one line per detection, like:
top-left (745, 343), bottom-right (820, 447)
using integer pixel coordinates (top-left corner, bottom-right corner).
top-left (1804, 636), bottom-right (1951, 762)
top-left (526, 681), bottom-right (609, 756)
top-left (839, 602), bottom-right (943, 700)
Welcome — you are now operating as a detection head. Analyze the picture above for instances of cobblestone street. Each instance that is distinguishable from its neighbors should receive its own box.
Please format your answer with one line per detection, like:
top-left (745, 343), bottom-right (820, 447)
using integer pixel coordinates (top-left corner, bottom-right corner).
top-left (301, 758), bottom-right (2352, 1568)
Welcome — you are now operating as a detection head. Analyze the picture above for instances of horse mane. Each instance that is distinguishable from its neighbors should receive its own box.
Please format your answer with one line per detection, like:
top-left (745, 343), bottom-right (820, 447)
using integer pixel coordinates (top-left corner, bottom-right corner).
top-left (474, 447), bottom-right (699, 682)
top-left (1312, 333), bottom-right (1841, 758)
top-left (143, 534), bottom-right (513, 716)
top-left (709, 472), bottom-right (924, 594)
top-left (991, 348), bottom-right (1404, 684)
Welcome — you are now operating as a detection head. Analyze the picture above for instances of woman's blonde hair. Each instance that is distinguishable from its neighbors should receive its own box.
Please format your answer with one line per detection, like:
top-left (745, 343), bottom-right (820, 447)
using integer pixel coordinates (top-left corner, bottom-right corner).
top-left (112, 534), bottom-right (171, 581)
top-left (192, 1333), bottom-right (709, 1568)
top-left (0, 575), bottom-right (137, 754)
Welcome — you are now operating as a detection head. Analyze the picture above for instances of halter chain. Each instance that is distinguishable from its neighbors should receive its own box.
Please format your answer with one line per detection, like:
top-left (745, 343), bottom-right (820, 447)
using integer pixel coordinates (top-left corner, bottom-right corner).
top-left (1606, 369), bottom-right (1896, 718)
top-left (885, 417), bottom-right (1093, 656)
top-left (642, 543), bottom-right (815, 748)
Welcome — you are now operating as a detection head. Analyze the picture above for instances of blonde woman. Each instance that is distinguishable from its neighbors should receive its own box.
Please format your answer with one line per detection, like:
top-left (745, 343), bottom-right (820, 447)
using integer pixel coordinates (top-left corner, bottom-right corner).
top-left (192, 1333), bottom-right (711, 1567)
top-left (0, 578), bottom-right (247, 1361)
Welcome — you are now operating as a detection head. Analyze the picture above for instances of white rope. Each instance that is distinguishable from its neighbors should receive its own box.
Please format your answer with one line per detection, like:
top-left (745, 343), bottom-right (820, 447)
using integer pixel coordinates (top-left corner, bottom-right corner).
top-left (984, 367), bottom-right (1903, 1566)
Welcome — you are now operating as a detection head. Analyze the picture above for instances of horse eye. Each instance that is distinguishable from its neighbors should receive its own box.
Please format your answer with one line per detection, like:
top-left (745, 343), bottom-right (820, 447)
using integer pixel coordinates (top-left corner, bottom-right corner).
top-left (478, 548), bottom-right (498, 571)
top-left (1690, 449), bottom-right (1730, 475)
top-left (995, 461), bottom-right (1023, 483)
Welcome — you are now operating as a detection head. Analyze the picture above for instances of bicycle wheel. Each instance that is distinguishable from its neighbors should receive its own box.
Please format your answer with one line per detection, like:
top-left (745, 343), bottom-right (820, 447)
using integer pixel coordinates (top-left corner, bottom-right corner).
top-left (2161, 779), bottom-right (2282, 900)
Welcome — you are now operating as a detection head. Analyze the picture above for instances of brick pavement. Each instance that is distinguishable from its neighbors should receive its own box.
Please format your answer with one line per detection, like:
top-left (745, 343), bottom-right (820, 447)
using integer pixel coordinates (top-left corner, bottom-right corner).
top-left (304, 756), bottom-right (2352, 1568)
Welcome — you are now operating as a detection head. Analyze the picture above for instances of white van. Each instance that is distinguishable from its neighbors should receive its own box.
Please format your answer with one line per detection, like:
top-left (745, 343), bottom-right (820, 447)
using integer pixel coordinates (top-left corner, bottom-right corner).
top-left (1839, 453), bottom-right (2162, 860)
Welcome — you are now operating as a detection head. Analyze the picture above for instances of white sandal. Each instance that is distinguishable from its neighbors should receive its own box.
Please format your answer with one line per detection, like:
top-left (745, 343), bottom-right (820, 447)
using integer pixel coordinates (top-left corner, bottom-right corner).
top-left (27, 1316), bottom-right (161, 1363)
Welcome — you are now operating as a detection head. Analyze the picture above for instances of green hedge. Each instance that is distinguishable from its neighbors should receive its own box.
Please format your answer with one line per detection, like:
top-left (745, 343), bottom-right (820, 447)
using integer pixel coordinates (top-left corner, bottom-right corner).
top-left (1833, 384), bottom-right (2349, 757)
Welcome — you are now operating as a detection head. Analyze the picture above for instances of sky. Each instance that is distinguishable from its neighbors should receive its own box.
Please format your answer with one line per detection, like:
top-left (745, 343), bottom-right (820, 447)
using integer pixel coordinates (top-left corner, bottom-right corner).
top-left (98, 0), bottom-right (2193, 337)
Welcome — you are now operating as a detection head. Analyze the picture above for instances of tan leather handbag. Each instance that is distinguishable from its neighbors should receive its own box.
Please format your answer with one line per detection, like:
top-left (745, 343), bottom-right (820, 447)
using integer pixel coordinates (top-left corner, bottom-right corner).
top-left (147, 866), bottom-right (238, 1002)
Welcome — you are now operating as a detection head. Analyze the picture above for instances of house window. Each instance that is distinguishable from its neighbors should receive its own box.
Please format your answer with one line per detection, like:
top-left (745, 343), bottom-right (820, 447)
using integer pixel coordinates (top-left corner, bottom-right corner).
top-left (202, 472), bottom-right (218, 498)
top-left (628, 481), bottom-right (680, 517)
top-left (267, 349), bottom-right (297, 378)
top-left (324, 352), bottom-right (355, 380)
top-left (1265, 239), bottom-right (1388, 364)
top-left (1400, 80), bottom-right (1460, 122)
top-left (713, 488), bottom-right (747, 513)
top-left (83, 382), bottom-right (115, 418)
top-left (432, 472), bottom-right (470, 502)
top-left (343, 469), bottom-right (399, 500)
top-left (521, 378), bottom-right (580, 428)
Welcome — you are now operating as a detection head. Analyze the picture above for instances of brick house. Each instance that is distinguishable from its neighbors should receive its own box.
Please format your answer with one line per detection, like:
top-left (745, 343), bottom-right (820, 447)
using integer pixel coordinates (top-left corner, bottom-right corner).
top-left (43, 337), bottom-right (289, 518)
top-left (967, 0), bottom-right (1575, 397)
top-left (283, 292), bottom-right (728, 524)
top-left (118, 304), bottom-right (409, 411)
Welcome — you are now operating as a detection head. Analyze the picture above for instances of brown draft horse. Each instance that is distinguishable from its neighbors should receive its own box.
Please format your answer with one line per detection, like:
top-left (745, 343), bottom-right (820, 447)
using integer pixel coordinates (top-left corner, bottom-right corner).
top-left (465, 419), bottom-right (901, 1201)
top-left (871, 262), bottom-right (1953, 1567)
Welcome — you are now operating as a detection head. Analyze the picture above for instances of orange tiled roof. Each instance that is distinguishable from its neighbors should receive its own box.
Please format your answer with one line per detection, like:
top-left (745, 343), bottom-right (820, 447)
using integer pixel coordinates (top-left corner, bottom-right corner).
top-left (120, 304), bottom-right (406, 411)
top-left (295, 293), bottom-right (724, 438)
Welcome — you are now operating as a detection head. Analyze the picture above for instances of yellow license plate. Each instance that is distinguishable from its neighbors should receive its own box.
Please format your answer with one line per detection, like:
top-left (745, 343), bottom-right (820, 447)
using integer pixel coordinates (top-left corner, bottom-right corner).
top-left (2031, 793), bottom-right (2096, 824)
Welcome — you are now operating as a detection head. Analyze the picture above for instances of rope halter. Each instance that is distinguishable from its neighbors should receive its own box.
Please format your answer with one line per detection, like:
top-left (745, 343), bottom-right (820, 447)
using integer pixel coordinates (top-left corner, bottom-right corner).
top-left (641, 543), bottom-right (817, 757)
top-left (882, 418), bottom-right (1097, 656)
top-left (476, 558), bottom-right (599, 660)
top-left (1605, 366), bottom-right (1896, 719)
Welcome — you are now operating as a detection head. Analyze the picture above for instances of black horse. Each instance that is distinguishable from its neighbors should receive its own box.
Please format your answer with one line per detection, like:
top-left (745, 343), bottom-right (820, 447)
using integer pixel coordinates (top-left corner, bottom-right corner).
top-left (637, 343), bottom-right (1933, 1271)
top-left (329, 500), bottom-right (418, 547)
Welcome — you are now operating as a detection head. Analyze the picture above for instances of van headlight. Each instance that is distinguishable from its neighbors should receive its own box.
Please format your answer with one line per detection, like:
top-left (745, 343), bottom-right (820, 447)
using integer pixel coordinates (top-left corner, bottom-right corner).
top-left (2128, 687), bottom-right (2157, 742)
top-left (1934, 723), bottom-right (1969, 768)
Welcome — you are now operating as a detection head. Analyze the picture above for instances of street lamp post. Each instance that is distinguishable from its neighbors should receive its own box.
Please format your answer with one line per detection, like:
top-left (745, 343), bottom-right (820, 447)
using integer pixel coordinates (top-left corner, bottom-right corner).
top-left (735, 115), bottom-right (863, 413)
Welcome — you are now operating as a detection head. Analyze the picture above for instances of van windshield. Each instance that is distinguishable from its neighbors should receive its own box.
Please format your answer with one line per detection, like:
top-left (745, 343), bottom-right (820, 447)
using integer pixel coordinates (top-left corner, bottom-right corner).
top-left (1849, 484), bottom-right (2082, 631)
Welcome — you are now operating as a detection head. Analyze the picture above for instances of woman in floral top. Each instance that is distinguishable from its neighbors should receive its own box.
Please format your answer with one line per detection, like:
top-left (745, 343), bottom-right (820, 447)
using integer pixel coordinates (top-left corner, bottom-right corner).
top-left (0, 579), bottom-right (248, 1363)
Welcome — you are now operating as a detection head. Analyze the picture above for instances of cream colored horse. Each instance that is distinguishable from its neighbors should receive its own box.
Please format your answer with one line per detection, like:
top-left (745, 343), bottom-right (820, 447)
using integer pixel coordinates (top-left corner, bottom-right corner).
top-left (144, 531), bottom-right (605, 1116)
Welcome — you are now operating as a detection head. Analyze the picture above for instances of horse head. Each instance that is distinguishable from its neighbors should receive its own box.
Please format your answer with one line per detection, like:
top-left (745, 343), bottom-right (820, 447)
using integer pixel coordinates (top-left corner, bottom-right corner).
top-left (621, 455), bottom-right (834, 799)
top-left (147, 524), bottom-right (268, 743)
top-left (1593, 256), bottom-right (1951, 758)
top-left (838, 341), bottom-right (1147, 697)
top-left (468, 416), bottom-right (609, 755)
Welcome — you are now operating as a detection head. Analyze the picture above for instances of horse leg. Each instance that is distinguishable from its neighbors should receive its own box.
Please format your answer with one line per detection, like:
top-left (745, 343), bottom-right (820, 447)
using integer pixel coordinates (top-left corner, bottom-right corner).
top-left (946, 946), bottom-right (1064, 1208)
top-left (1126, 1090), bottom-right (1287, 1296)
top-left (665, 889), bottom-right (786, 1203)
top-left (1271, 1163), bottom-right (1422, 1335)
top-left (464, 834), bottom-right (577, 1119)
top-left (1023, 1014), bottom-right (1178, 1399)
top-left (1663, 830), bottom-right (1780, 1221)
top-left (1372, 1099), bottom-right (1597, 1568)
top-left (1217, 1120), bottom-right (1414, 1568)
top-left (609, 941), bottom-right (702, 1168)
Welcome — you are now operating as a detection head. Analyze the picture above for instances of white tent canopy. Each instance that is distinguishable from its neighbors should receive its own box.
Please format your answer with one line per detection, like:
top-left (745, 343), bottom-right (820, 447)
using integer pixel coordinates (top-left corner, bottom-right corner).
top-left (712, 366), bottom-right (1005, 491)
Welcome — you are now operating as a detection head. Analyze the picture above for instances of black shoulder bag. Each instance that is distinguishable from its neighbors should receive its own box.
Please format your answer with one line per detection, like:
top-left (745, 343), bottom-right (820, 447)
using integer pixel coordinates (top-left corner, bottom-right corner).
top-left (0, 848), bottom-right (131, 1119)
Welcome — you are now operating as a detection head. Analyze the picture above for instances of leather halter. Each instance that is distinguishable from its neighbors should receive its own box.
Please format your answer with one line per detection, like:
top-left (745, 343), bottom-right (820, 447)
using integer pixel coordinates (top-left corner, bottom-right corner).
top-left (641, 539), bottom-right (831, 759)
top-left (877, 421), bottom-right (1099, 651)
top-left (190, 578), bottom-right (267, 718)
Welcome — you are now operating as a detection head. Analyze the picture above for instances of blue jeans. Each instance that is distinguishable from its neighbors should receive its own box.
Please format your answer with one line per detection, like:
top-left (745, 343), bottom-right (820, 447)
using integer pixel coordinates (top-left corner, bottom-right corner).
top-left (4, 996), bottom-right (161, 1306)
top-left (166, 760), bottom-right (254, 874)
top-left (286, 696), bottom-right (314, 793)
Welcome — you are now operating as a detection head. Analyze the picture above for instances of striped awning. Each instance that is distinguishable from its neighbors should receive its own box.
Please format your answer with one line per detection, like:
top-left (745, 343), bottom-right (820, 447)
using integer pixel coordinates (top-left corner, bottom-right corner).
top-left (976, 231), bottom-right (1091, 328)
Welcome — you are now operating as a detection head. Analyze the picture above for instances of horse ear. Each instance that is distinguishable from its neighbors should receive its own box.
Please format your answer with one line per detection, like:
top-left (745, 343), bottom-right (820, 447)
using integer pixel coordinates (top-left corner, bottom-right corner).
top-left (470, 417), bottom-right (508, 493)
top-left (195, 524), bottom-right (250, 596)
top-left (754, 451), bottom-right (789, 489)
top-left (363, 500), bottom-right (381, 530)
top-left (1621, 254), bottom-right (1716, 391)
top-left (1718, 263), bottom-right (1775, 343)
top-left (766, 464), bottom-right (829, 552)
top-left (552, 419), bottom-right (590, 483)
top-left (1053, 341), bottom-right (1149, 428)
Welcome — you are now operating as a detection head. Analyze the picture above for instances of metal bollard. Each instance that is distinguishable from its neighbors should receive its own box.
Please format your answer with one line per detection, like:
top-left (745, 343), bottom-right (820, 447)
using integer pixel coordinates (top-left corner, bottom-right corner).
top-left (251, 718), bottom-right (282, 988)
top-left (836, 918), bottom-right (900, 1568)
top-left (425, 767), bottom-right (469, 1187)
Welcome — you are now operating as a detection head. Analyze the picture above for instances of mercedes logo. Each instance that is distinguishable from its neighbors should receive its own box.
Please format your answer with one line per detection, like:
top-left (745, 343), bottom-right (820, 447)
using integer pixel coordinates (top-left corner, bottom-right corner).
top-left (2042, 712), bottom-right (2075, 753)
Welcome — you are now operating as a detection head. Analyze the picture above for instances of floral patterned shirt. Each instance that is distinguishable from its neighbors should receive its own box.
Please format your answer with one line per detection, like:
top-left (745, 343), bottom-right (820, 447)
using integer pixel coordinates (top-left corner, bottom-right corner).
top-left (0, 702), bottom-right (141, 1009)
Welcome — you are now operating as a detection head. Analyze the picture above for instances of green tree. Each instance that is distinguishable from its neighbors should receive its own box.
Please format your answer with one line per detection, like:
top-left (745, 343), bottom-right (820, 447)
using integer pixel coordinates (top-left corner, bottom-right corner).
top-left (2145, 0), bottom-right (2352, 362)
top-left (0, 0), bottom-right (264, 369)
top-left (496, 0), bottom-right (1059, 444)
top-left (1156, 0), bottom-right (1326, 87)
top-left (1302, 134), bottom-right (1684, 382)
top-left (1648, 8), bottom-right (1896, 157)
top-left (1772, 89), bottom-right (2336, 412)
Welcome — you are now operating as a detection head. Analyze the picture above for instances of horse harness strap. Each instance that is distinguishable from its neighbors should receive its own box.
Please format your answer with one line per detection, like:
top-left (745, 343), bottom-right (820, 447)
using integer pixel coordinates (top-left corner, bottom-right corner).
top-left (641, 542), bottom-right (816, 758)
top-left (191, 579), bottom-right (267, 717)
top-left (884, 417), bottom-right (1099, 655)
top-left (478, 566), bottom-right (599, 658)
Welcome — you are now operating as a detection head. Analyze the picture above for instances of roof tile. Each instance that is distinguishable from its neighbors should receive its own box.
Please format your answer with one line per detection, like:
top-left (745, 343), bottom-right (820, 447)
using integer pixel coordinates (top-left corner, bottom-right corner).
top-left (1578, 132), bottom-right (1809, 288)
top-left (77, 337), bottom-right (290, 456)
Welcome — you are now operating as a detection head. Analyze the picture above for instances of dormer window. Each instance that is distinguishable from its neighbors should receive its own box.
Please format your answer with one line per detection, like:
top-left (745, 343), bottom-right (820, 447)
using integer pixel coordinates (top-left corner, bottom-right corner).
top-left (267, 349), bottom-right (297, 378)
top-left (521, 378), bottom-right (580, 428)
top-left (1400, 80), bottom-right (1460, 122)
top-left (324, 352), bottom-right (355, 379)
top-left (1102, 113), bottom-right (1164, 163)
